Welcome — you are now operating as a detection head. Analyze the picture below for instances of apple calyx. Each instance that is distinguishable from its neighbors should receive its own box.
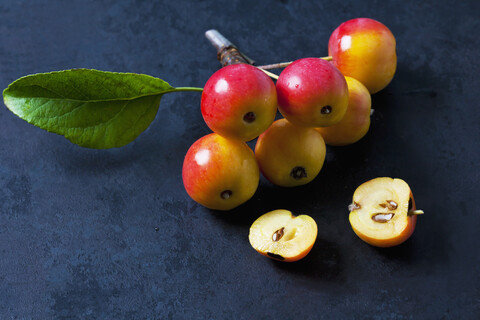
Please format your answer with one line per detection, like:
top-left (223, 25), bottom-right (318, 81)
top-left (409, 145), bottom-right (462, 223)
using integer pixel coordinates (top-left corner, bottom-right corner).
top-left (321, 105), bottom-right (332, 114)
top-left (290, 166), bottom-right (307, 180)
top-left (348, 202), bottom-right (361, 211)
top-left (267, 252), bottom-right (285, 260)
top-left (220, 190), bottom-right (233, 200)
top-left (243, 112), bottom-right (256, 123)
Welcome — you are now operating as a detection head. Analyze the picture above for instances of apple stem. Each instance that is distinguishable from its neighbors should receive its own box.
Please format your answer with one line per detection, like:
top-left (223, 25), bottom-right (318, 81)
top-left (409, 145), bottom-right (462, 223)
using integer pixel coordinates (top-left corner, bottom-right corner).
top-left (257, 56), bottom-right (333, 70)
top-left (205, 29), bottom-right (255, 66)
top-left (174, 87), bottom-right (204, 92)
top-left (204, 29), bottom-right (285, 80)
top-left (257, 68), bottom-right (279, 80)
top-left (408, 209), bottom-right (424, 216)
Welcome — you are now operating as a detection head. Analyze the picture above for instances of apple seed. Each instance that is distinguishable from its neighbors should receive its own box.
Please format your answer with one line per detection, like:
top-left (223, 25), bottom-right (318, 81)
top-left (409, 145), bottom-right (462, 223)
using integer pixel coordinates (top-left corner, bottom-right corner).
top-left (372, 212), bottom-right (395, 223)
top-left (321, 105), bottom-right (332, 114)
top-left (290, 166), bottom-right (307, 179)
top-left (379, 200), bottom-right (398, 210)
top-left (220, 190), bottom-right (232, 200)
top-left (272, 227), bottom-right (285, 242)
top-left (386, 200), bottom-right (398, 210)
top-left (243, 111), bottom-right (256, 123)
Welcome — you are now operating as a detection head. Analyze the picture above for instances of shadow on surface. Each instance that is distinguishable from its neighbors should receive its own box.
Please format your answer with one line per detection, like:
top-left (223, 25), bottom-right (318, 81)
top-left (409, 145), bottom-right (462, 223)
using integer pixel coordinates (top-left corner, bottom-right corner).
top-left (272, 235), bottom-right (344, 282)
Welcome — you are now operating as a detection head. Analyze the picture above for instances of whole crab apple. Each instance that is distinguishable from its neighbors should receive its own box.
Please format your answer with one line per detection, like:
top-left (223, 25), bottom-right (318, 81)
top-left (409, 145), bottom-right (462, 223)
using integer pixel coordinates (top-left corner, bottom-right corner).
top-left (276, 58), bottom-right (349, 128)
top-left (255, 118), bottom-right (326, 187)
top-left (201, 64), bottom-right (277, 141)
top-left (328, 18), bottom-right (397, 94)
top-left (182, 133), bottom-right (259, 211)
top-left (316, 76), bottom-right (371, 146)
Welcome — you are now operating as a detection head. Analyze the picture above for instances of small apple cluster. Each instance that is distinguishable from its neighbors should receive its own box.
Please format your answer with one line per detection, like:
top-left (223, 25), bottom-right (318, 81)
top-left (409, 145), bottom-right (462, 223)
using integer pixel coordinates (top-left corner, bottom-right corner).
top-left (182, 18), bottom-right (424, 259)
top-left (183, 18), bottom-right (397, 213)
top-left (181, 18), bottom-right (423, 260)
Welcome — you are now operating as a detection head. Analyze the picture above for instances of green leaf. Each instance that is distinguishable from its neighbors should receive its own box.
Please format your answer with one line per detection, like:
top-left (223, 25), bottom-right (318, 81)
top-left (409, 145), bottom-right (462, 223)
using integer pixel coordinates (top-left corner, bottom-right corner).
top-left (3, 69), bottom-right (201, 149)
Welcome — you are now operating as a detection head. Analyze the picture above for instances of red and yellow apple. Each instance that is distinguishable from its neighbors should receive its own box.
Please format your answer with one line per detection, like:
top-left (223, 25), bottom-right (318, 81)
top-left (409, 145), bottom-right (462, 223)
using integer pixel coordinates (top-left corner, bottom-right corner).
top-left (249, 209), bottom-right (317, 262)
top-left (316, 76), bottom-right (371, 146)
top-left (328, 18), bottom-right (397, 94)
top-left (182, 133), bottom-right (259, 210)
top-left (276, 58), bottom-right (349, 127)
top-left (201, 63), bottom-right (277, 141)
top-left (349, 177), bottom-right (423, 247)
top-left (255, 118), bottom-right (326, 187)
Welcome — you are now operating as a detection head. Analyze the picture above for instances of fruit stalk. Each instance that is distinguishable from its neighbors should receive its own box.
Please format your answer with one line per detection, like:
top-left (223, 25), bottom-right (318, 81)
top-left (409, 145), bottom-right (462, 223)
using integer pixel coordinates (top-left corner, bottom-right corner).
top-left (205, 29), bottom-right (279, 79)
top-left (408, 209), bottom-right (424, 216)
top-left (170, 87), bottom-right (204, 92)
top-left (257, 56), bottom-right (332, 70)
top-left (205, 29), bottom-right (255, 66)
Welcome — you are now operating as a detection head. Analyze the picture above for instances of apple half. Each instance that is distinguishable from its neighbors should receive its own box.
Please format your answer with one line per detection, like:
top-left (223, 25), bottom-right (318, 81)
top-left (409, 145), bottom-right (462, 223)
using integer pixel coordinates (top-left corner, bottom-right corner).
top-left (249, 209), bottom-right (317, 262)
top-left (349, 177), bottom-right (423, 247)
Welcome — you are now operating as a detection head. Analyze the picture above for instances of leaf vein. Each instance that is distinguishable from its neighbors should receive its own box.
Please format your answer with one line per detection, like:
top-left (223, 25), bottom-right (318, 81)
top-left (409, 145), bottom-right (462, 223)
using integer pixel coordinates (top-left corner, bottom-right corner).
top-left (9, 86), bottom-right (166, 103)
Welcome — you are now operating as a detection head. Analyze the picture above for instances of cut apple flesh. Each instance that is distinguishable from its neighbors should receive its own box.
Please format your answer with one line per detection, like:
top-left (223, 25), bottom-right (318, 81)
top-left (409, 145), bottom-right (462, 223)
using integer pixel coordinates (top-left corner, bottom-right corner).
top-left (349, 177), bottom-right (419, 247)
top-left (249, 209), bottom-right (317, 262)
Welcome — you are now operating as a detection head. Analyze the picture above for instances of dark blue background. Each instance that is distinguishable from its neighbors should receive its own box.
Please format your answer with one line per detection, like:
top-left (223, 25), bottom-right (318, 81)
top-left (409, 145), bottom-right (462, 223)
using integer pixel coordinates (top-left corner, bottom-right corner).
top-left (1, 0), bottom-right (479, 318)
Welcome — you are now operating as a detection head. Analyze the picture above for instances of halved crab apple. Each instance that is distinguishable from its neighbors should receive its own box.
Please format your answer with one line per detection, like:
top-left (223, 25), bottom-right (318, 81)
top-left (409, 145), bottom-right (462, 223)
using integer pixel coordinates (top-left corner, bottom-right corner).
top-left (249, 209), bottom-right (317, 262)
top-left (348, 177), bottom-right (423, 247)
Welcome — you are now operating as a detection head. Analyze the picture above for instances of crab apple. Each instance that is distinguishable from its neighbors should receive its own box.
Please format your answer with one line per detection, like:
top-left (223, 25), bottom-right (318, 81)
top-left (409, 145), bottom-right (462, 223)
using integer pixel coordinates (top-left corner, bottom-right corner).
top-left (255, 118), bottom-right (326, 187)
top-left (201, 64), bottom-right (277, 141)
top-left (276, 58), bottom-right (349, 127)
top-left (348, 177), bottom-right (423, 247)
top-left (249, 209), bottom-right (317, 262)
top-left (316, 76), bottom-right (371, 146)
top-left (182, 133), bottom-right (259, 211)
top-left (328, 18), bottom-right (397, 94)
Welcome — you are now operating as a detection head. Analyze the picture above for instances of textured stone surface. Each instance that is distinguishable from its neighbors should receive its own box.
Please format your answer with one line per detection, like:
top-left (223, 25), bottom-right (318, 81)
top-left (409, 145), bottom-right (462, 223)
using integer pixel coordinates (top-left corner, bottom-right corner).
top-left (0, 0), bottom-right (479, 318)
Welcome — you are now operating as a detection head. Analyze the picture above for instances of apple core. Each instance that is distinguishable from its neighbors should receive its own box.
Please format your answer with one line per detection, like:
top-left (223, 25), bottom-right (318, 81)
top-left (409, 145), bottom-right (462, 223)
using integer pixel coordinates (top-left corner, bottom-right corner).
top-left (348, 177), bottom-right (422, 247)
top-left (249, 209), bottom-right (318, 262)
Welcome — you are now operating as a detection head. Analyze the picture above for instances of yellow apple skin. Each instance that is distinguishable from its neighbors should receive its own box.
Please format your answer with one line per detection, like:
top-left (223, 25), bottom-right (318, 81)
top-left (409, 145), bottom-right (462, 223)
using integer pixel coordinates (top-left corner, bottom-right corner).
top-left (182, 133), bottom-right (259, 211)
top-left (349, 177), bottom-right (418, 248)
top-left (255, 119), bottom-right (326, 187)
top-left (316, 76), bottom-right (371, 146)
top-left (248, 209), bottom-right (317, 262)
top-left (329, 18), bottom-right (397, 94)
